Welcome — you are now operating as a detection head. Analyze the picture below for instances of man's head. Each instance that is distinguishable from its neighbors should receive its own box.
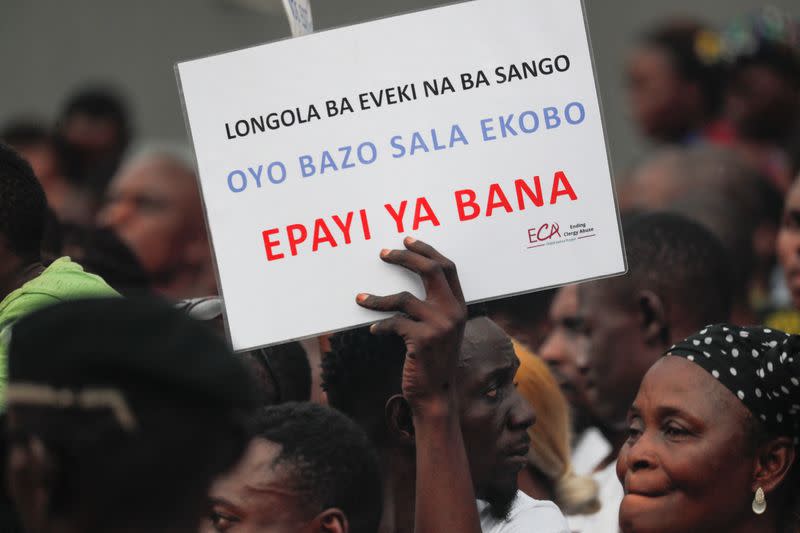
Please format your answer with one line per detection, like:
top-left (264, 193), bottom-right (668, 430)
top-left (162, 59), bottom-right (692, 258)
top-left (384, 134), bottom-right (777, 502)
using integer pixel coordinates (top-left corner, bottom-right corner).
top-left (0, 143), bottom-right (46, 288)
top-left (538, 284), bottom-right (593, 429)
top-left (623, 147), bottom-right (782, 299)
top-left (723, 9), bottom-right (800, 142)
top-left (4, 298), bottom-right (257, 533)
top-left (0, 121), bottom-right (64, 192)
top-left (576, 212), bottom-right (732, 429)
top-left (204, 403), bottom-right (382, 533)
top-left (626, 19), bottom-right (723, 142)
top-left (323, 315), bottom-right (535, 519)
top-left (97, 146), bottom-right (214, 298)
top-left (58, 87), bottom-right (130, 168)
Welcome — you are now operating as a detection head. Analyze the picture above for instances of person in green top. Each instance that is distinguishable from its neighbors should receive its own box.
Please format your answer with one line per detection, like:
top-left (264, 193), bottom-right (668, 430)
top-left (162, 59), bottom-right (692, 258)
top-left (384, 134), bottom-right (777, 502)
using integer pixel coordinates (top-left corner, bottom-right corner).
top-left (0, 143), bottom-right (118, 403)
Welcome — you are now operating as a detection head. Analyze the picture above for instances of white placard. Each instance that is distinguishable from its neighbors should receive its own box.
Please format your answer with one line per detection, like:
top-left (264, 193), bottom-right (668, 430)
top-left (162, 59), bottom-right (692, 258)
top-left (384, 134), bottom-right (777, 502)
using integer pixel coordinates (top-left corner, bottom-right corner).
top-left (176, 0), bottom-right (626, 351)
top-left (282, 0), bottom-right (313, 37)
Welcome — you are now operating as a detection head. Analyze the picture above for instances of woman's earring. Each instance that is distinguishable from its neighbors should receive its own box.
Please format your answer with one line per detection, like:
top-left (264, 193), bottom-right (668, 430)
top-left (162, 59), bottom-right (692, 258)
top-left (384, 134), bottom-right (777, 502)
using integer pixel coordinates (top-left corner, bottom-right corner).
top-left (752, 487), bottom-right (767, 515)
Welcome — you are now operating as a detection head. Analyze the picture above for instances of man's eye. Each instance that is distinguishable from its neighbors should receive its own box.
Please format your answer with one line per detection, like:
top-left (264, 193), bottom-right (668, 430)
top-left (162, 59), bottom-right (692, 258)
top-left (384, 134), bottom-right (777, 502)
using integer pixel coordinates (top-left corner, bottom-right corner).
top-left (626, 425), bottom-right (642, 441)
top-left (486, 387), bottom-right (498, 399)
top-left (210, 511), bottom-right (237, 531)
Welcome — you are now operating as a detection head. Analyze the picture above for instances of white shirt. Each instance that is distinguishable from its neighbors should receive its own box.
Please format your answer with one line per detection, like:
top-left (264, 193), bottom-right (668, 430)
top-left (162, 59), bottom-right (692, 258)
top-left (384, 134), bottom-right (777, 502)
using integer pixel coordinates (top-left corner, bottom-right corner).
top-left (571, 427), bottom-right (611, 476)
top-left (478, 491), bottom-right (570, 533)
top-left (566, 461), bottom-right (623, 533)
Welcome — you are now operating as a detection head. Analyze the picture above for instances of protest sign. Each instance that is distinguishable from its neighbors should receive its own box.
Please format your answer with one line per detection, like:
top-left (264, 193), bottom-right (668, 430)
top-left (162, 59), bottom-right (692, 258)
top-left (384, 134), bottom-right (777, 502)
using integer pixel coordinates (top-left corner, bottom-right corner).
top-left (176, 0), bottom-right (626, 351)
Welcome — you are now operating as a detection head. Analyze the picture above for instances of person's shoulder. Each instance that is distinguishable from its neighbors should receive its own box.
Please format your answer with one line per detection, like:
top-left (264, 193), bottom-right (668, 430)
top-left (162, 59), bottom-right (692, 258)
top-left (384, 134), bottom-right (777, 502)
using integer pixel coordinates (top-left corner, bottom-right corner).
top-left (503, 492), bottom-right (570, 533)
top-left (0, 291), bottom-right (62, 328)
top-left (32, 257), bottom-right (120, 299)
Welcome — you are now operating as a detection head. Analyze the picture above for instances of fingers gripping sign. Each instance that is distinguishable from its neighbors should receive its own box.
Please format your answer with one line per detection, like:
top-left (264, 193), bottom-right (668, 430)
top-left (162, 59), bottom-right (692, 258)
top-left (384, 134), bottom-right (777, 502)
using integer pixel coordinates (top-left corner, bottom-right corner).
top-left (356, 237), bottom-right (467, 410)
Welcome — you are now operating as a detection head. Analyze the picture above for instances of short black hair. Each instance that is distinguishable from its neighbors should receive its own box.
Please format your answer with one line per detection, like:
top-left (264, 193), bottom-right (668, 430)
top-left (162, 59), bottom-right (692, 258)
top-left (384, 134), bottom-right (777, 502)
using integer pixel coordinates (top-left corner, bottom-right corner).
top-left (59, 86), bottom-right (131, 146)
top-left (239, 342), bottom-right (312, 405)
top-left (252, 403), bottom-right (383, 533)
top-left (641, 20), bottom-right (725, 116)
top-left (0, 143), bottom-right (46, 260)
top-left (322, 327), bottom-right (405, 446)
top-left (616, 212), bottom-right (732, 328)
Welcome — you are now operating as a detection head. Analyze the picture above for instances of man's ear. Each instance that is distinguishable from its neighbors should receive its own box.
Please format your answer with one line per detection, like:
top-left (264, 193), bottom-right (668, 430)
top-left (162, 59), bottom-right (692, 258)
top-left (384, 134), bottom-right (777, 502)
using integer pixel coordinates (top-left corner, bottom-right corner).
top-left (752, 436), bottom-right (796, 495)
top-left (8, 436), bottom-right (57, 533)
top-left (312, 508), bottom-right (348, 533)
top-left (385, 394), bottom-right (414, 445)
top-left (636, 290), bottom-right (668, 346)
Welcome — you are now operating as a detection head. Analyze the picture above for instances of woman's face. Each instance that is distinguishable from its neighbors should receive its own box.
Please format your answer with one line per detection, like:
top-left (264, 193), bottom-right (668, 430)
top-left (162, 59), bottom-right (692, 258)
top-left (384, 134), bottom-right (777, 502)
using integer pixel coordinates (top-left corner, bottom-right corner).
top-left (617, 356), bottom-right (756, 533)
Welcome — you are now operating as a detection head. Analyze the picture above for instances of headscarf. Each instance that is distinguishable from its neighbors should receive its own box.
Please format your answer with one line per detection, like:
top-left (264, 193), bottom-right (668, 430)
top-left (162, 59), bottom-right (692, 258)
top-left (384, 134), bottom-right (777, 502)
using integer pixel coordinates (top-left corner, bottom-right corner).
top-left (667, 324), bottom-right (799, 444)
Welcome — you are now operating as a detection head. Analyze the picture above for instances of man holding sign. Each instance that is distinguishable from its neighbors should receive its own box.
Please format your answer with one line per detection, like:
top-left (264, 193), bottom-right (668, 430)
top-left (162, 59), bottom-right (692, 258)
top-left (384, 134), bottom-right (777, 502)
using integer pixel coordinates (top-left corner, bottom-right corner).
top-left (324, 238), bottom-right (569, 533)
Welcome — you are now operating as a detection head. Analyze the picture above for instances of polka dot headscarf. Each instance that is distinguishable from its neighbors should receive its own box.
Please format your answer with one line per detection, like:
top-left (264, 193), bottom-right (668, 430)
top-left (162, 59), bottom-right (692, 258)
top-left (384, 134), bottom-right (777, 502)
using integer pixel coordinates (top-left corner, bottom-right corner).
top-left (667, 324), bottom-right (800, 444)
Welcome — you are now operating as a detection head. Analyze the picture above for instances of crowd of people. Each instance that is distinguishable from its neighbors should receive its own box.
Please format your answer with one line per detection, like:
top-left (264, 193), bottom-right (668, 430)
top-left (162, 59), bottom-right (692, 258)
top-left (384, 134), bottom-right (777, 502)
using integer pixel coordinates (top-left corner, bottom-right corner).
top-left (1, 5), bottom-right (799, 533)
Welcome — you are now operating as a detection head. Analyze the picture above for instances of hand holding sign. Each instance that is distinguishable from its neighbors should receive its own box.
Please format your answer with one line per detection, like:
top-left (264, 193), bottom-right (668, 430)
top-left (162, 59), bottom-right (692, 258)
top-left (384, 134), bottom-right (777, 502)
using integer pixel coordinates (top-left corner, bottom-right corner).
top-left (357, 237), bottom-right (482, 533)
top-left (356, 237), bottom-right (466, 411)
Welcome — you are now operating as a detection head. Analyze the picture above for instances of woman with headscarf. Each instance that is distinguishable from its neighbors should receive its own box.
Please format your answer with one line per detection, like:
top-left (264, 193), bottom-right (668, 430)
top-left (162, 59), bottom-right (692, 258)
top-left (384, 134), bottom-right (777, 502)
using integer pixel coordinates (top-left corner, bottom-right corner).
top-left (514, 344), bottom-right (601, 519)
top-left (617, 324), bottom-right (799, 533)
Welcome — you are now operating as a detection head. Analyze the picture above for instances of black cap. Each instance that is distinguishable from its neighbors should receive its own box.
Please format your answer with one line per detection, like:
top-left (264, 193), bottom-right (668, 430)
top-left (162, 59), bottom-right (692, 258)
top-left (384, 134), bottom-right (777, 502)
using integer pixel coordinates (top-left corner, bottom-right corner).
top-left (7, 297), bottom-right (257, 425)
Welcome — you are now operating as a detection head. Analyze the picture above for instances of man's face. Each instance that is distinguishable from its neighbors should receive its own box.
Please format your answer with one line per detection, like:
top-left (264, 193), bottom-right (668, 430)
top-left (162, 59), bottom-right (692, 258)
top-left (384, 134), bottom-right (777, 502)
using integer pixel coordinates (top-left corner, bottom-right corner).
top-left (777, 181), bottom-right (800, 309)
top-left (202, 438), bottom-right (317, 533)
top-left (576, 282), bottom-right (651, 429)
top-left (456, 317), bottom-right (535, 518)
top-left (62, 113), bottom-right (122, 162)
top-left (97, 156), bottom-right (205, 281)
top-left (726, 64), bottom-right (799, 141)
top-left (626, 47), bottom-right (694, 142)
top-left (539, 285), bottom-right (591, 414)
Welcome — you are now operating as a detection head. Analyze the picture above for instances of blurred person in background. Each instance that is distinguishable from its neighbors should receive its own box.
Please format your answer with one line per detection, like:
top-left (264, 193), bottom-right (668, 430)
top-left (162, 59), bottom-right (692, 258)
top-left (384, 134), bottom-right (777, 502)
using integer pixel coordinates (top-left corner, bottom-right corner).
top-left (49, 87), bottom-right (133, 226)
top-left (617, 325), bottom-right (799, 533)
top-left (774, 174), bottom-right (800, 333)
top-left (487, 289), bottom-right (555, 354)
top-left (721, 7), bottom-right (800, 193)
top-left (621, 146), bottom-right (783, 320)
top-left (3, 298), bottom-right (256, 533)
top-left (0, 120), bottom-right (70, 215)
top-left (514, 346), bottom-right (601, 520)
top-left (97, 145), bottom-right (217, 299)
top-left (570, 212), bottom-right (732, 533)
top-left (203, 402), bottom-right (382, 533)
top-left (56, 86), bottom-right (131, 185)
top-left (626, 19), bottom-right (728, 146)
top-left (0, 143), bottom-right (118, 403)
top-left (538, 284), bottom-right (611, 476)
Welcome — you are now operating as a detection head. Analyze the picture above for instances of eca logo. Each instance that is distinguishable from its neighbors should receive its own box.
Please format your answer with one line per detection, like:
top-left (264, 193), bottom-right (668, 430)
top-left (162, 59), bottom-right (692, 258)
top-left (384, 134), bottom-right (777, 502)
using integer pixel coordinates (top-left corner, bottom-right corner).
top-left (528, 222), bottom-right (561, 244)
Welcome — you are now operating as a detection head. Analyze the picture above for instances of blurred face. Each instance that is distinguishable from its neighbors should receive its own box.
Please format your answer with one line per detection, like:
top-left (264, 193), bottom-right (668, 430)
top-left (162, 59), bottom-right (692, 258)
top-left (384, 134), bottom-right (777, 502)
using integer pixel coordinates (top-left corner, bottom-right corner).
top-left (97, 156), bottom-right (206, 280)
top-left (777, 181), bottom-right (800, 309)
top-left (539, 285), bottom-right (591, 412)
top-left (627, 47), bottom-right (695, 142)
top-left (577, 283), bottom-right (653, 428)
top-left (203, 438), bottom-right (319, 533)
top-left (617, 356), bottom-right (755, 533)
top-left (726, 64), bottom-right (799, 141)
top-left (457, 317), bottom-right (535, 518)
top-left (62, 113), bottom-right (122, 161)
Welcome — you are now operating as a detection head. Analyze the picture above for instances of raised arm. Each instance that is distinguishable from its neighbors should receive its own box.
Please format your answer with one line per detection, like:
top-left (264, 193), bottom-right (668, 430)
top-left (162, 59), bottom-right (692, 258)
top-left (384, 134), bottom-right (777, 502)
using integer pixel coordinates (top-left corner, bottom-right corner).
top-left (357, 237), bottom-right (481, 533)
